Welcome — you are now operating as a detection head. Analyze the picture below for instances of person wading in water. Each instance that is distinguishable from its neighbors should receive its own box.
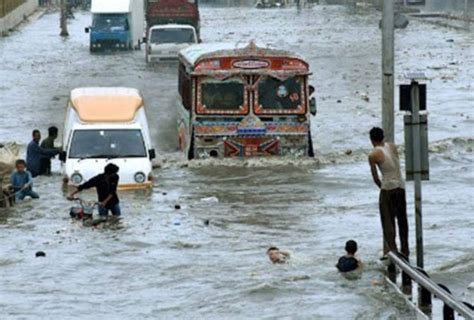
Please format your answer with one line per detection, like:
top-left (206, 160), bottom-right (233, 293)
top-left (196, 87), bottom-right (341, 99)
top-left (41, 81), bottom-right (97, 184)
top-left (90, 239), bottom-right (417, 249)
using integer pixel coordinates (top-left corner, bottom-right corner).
top-left (67, 163), bottom-right (121, 219)
top-left (368, 127), bottom-right (409, 260)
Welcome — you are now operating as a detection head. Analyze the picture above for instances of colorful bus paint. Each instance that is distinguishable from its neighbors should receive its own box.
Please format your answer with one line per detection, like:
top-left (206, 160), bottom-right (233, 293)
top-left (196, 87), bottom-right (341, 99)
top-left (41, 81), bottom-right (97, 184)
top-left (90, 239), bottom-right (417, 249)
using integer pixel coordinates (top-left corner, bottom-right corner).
top-left (177, 41), bottom-right (317, 159)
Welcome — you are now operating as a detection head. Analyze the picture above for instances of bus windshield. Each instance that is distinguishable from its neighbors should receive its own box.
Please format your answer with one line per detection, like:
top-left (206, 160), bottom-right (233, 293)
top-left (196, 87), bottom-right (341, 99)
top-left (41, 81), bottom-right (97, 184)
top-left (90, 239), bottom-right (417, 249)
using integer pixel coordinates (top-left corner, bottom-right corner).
top-left (257, 76), bottom-right (303, 111)
top-left (93, 14), bottom-right (129, 32)
top-left (69, 129), bottom-right (147, 159)
top-left (200, 79), bottom-right (244, 112)
top-left (151, 28), bottom-right (196, 44)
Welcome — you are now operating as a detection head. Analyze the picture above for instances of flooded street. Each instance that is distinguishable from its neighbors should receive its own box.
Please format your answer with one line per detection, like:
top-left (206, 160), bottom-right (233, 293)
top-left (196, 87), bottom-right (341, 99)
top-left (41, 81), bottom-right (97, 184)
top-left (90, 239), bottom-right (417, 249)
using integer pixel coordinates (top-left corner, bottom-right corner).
top-left (0, 4), bottom-right (473, 319)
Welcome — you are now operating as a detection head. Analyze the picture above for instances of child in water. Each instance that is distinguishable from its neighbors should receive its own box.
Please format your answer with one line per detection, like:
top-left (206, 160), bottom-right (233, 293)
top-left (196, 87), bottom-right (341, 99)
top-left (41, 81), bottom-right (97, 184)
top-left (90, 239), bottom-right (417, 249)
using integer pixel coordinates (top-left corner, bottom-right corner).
top-left (267, 246), bottom-right (291, 264)
top-left (336, 240), bottom-right (362, 273)
top-left (10, 159), bottom-right (39, 202)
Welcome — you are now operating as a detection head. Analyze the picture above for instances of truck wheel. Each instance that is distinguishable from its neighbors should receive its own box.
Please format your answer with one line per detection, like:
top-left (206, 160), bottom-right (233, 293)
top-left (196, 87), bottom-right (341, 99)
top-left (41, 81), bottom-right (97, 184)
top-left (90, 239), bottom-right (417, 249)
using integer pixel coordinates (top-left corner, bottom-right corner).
top-left (308, 131), bottom-right (315, 157)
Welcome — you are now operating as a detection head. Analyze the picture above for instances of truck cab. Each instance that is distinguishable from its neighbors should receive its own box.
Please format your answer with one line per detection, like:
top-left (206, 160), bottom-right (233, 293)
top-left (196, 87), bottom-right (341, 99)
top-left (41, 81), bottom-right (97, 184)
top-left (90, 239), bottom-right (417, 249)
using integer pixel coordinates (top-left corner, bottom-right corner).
top-left (61, 87), bottom-right (155, 190)
top-left (86, 0), bottom-right (144, 52)
top-left (146, 24), bottom-right (197, 63)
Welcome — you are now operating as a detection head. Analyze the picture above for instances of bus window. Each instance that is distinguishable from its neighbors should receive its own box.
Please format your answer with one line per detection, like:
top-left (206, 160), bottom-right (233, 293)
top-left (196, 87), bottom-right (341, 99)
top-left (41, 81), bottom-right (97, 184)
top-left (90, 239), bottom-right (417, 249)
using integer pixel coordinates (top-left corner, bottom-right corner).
top-left (257, 76), bottom-right (303, 111)
top-left (179, 63), bottom-right (192, 110)
top-left (200, 78), bottom-right (245, 112)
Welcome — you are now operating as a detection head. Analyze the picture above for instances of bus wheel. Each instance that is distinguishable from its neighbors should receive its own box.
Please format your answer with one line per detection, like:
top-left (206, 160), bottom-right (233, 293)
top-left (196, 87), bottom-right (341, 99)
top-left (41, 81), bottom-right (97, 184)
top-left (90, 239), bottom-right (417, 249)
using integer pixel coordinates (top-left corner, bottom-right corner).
top-left (308, 131), bottom-right (315, 157)
top-left (187, 132), bottom-right (195, 160)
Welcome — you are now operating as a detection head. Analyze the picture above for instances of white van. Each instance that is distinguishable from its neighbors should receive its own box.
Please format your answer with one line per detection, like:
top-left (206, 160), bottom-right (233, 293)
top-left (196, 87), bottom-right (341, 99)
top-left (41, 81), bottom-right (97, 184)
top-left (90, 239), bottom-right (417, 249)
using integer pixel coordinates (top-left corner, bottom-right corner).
top-left (61, 87), bottom-right (155, 190)
top-left (146, 24), bottom-right (198, 63)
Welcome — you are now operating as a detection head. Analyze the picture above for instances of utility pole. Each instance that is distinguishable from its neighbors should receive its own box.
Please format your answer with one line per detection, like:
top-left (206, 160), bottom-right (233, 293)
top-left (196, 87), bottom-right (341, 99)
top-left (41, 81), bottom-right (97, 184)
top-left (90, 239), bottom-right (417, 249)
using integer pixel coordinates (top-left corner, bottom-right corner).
top-left (60, 0), bottom-right (69, 37)
top-left (382, 0), bottom-right (395, 142)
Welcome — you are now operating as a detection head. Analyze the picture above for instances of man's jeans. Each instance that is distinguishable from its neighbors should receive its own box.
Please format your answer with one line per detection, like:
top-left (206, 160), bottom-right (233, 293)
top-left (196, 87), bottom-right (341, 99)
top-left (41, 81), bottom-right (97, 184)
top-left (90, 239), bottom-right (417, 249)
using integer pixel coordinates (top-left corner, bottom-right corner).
top-left (98, 203), bottom-right (121, 217)
top-left (16, 189), bottom-right (40, 202)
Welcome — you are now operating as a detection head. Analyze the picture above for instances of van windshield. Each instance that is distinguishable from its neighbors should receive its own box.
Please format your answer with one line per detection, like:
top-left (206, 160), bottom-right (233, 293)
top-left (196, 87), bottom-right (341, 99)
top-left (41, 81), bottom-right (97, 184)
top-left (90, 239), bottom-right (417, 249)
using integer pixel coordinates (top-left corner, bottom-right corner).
top-left (93, 14), bottom-right (129, 32)
top-left (150, 28), bottom-right (196, 44)
top-left (69, 130), bottom-right (147, 159)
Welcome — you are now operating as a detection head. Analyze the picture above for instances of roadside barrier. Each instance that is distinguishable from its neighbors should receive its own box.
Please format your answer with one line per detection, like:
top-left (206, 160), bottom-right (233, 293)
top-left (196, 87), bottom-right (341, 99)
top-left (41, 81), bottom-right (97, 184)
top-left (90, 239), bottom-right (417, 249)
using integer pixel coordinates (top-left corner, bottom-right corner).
top-left (387, 251), bottom-right (474, 320)
top-left (0, 0), bottom-right (26, 18)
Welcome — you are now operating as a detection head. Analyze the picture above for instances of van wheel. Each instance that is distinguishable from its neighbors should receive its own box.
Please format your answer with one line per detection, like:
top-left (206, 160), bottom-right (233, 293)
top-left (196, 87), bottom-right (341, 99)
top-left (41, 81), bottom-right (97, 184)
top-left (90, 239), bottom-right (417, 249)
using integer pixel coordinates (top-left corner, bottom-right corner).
top-left (308, 131), bottom-right (315, 157)
top-left (188, 132), bottom-right (195, 160)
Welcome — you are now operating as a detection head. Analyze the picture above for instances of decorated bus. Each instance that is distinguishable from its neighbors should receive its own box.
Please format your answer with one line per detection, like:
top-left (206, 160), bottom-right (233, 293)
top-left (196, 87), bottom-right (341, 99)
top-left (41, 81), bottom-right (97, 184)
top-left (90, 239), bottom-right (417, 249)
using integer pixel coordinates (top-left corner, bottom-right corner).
top-left (177, 42), bottom-right (317, 159)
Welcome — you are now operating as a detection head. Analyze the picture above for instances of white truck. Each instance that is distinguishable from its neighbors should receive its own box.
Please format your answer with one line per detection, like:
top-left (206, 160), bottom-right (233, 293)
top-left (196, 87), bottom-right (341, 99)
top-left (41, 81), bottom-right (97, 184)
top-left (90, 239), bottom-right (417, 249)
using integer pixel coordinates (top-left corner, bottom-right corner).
top-left (146, 24), bottom-right (198, 63)
top-left (61, 87), bottom-right (155, 190)
top-left (85, 0), bottom-right (145, 52)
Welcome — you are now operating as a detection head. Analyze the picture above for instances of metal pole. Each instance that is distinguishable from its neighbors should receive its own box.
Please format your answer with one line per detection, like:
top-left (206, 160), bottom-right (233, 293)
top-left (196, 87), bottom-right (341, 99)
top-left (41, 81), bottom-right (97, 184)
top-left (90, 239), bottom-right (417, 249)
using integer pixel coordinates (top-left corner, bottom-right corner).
top-left (382, 0), bottom-right (395, 143)
top-left (411, 81), bottom-right (424, 272)
top-left (388, 252), bottom-right (474, 318)
top-left (60, 0), bottom-right (69, 37)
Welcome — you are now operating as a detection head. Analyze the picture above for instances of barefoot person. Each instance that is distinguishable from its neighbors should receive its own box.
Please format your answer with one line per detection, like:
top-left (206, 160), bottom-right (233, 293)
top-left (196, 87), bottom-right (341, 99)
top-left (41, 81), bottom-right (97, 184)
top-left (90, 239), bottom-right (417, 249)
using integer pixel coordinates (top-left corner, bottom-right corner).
top-left (368, 127), bottom-right (409, 259)
top-left (67, 164), bottom-right (121, 219)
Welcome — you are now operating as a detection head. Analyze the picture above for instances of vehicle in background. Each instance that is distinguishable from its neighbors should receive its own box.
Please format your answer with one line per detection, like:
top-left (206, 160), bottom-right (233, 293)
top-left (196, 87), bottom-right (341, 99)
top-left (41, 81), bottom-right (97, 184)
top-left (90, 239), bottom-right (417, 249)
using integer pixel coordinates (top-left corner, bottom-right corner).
top-left (144, 0), bottom-right (200, 62)
top-left (61, 87), bottom-right (155, 190)
top-left (176, 42), bottom-right (317, 159)
top-left (256, 0), bottom-right (288, 9)
top-left (85, 0), bottom-right (145, 52)
top-left (146, 24), bottom-right (198, 63)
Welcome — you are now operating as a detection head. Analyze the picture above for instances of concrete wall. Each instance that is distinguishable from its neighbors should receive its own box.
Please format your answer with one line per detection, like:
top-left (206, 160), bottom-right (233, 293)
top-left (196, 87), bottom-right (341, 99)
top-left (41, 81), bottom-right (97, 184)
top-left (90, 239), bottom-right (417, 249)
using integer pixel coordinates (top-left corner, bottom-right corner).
top-left (0, 0), bottom-right (38, 35)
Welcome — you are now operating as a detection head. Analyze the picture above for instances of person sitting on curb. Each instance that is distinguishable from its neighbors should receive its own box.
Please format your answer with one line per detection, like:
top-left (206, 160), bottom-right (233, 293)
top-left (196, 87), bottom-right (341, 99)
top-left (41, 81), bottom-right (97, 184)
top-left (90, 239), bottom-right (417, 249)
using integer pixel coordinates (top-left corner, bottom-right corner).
top-left (336, 240), bottom-right (362, 273)
top-left (10, 159), bottom-right (40, 202)
top-left (267, 246), bottom-right (291, 264)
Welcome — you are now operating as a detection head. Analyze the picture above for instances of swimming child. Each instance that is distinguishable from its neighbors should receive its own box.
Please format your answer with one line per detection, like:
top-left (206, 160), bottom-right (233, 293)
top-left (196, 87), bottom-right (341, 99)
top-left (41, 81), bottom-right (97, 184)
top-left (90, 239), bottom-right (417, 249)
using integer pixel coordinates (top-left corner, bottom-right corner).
top-left (336, 240), bottom-right (362, 273)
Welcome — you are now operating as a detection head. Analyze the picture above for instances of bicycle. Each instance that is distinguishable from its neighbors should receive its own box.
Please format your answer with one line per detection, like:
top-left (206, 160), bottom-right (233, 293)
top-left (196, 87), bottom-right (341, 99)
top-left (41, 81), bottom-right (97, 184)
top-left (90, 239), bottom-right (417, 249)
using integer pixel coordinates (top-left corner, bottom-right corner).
top-left (68, 198), bottom-right (122, 228)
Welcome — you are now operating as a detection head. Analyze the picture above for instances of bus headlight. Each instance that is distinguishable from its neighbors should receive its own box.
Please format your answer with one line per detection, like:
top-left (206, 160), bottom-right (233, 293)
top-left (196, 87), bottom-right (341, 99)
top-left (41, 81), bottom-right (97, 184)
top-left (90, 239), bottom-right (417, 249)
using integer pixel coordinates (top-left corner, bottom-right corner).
top-left (134, 172), bottom-right (146, 183)
top-left (71, 173), bottom-right (83, 185)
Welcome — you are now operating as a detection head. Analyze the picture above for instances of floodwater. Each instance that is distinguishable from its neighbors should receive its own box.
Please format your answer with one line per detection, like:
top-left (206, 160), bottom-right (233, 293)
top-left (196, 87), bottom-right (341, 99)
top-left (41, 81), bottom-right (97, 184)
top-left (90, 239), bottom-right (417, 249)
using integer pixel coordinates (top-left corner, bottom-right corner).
top-left (0, 5), bottom-right (473, 320)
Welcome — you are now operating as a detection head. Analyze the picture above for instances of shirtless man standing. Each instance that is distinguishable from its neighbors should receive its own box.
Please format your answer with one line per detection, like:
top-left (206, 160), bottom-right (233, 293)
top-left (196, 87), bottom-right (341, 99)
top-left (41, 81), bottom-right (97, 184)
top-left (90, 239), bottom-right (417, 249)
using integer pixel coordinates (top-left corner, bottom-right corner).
top-left (368, 127), bottom-right (409, 259)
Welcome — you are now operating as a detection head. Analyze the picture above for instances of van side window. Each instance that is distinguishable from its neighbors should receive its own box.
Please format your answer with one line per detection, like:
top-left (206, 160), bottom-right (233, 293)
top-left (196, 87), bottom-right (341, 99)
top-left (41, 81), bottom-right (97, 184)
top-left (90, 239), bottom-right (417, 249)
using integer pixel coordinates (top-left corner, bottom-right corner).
top-left (179, 63), bottom-right (192, 110)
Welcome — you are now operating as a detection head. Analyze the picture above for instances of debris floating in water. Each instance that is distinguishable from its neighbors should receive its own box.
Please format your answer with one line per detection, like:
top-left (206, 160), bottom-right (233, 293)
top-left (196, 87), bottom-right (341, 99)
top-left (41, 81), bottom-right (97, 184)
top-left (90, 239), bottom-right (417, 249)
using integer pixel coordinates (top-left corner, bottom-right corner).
top-left (200, 196), bottom-right (219, 203)
top-left (174, 204), bottom-right (181, 210)
top-left (35, 251), bottom-right (46, 257)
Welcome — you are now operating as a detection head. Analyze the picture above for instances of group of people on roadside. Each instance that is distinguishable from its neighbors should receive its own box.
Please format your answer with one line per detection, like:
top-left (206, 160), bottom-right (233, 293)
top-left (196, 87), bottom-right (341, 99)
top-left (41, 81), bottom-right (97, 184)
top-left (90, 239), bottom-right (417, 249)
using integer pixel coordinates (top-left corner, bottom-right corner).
top-left (10, 127), bottom-right (60, 201)
top-left (10, 127), bottom-right (122, 218)
top-left (267, 127), bottom-right (409, 276)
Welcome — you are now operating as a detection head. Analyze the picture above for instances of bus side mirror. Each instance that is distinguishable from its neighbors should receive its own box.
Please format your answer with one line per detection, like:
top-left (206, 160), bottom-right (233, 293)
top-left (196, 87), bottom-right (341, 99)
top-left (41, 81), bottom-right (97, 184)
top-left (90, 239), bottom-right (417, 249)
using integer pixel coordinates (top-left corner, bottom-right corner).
top-left (149, 149), bottom-right (156, 160)
top-left (310, 97), bottom-right (317, 116)
top-left (85, 27), bottom-right (90, 33)
top-left (59, 151), bottom-right (67, 162)
top-left (142, 37), bottom-right (147, 43)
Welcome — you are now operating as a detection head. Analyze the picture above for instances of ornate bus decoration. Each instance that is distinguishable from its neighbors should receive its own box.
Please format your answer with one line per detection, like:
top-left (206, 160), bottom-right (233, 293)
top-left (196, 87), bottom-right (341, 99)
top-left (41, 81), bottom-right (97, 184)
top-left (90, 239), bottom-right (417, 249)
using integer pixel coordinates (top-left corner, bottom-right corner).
top-left (177, 41), bottom-right (317, 159)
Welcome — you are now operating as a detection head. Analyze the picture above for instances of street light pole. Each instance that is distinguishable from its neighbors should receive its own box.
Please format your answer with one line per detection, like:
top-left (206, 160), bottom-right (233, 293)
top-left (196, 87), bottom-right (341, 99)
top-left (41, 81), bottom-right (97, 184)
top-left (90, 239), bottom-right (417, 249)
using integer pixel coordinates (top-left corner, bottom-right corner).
top-left (60, 0), bottom-right (69, 37)
top-left (382, 0), bottom-right (395, 143)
